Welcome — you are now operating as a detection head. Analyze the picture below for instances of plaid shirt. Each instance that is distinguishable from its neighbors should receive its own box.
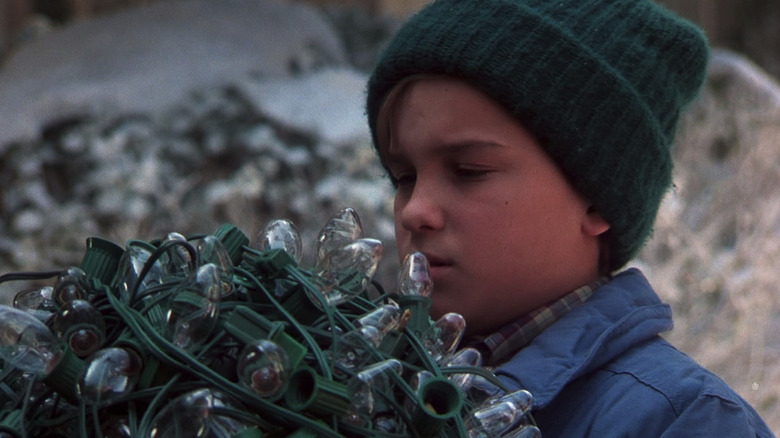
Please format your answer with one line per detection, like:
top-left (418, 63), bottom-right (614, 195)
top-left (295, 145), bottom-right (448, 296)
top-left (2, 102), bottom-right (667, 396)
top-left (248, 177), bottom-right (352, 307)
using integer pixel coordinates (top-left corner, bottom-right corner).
top-left (469, 278), bottom-right (608, 366)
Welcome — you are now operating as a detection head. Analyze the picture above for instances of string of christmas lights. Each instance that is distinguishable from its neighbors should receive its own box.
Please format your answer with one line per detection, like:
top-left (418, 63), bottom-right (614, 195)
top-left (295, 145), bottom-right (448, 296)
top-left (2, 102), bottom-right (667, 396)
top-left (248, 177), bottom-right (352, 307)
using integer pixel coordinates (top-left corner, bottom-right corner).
top-left (0, 208), bottom-right (540, 438)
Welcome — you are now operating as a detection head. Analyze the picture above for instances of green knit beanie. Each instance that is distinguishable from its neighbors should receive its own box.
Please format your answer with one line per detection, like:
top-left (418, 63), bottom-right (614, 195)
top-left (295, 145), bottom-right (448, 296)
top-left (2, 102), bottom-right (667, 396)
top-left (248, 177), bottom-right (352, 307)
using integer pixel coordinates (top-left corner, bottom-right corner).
top-left (366, 0), bottom-right (710, 272)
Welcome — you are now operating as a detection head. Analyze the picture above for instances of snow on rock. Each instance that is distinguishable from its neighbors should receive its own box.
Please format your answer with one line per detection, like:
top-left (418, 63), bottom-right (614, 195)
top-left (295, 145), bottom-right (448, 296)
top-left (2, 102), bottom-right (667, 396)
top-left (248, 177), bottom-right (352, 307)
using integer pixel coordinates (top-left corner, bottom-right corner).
top-left (638, 49), bottom-right (780, 429)
top-left (0, 0), bottom-right (348, 148)
top-left (239, 67), bottom-right (371, 147)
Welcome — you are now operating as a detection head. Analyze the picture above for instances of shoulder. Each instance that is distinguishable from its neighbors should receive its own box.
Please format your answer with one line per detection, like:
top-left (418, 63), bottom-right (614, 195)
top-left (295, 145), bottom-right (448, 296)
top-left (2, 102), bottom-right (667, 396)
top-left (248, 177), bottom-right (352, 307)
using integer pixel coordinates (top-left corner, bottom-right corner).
top-left (533, 337), bottom-right (774, 437)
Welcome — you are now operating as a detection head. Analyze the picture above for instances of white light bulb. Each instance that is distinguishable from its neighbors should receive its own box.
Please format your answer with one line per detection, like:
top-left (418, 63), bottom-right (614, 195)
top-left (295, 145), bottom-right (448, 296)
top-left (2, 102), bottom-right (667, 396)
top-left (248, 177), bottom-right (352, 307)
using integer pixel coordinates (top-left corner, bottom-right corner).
top-left (53, 267), bottom-right (90, 304)
top-left (398, 252), bottom-right (433, 297)
top-left (115, 242), bottom-right (167, 303)
top-left (13, 286), bottom-right (56, 322)
top-left (316, 238), bottom-right (383, 305)
top-left (237, 339), bottom-right (290, 399)
top-left (0, 305), bottom-right (63, 376)
top-left (330, 325), bottom-right (384, 370)
top-left (149, 388), bottom-right (248, 438)
top-left (165, 263), bottom-right (221, 350)
top-left (442, 347), bottom-right (483, 390)
top-left (196, 235), bottom-right (235, 297)
top-left (420, 312), bottom-right (466, 363)
top-left (355, 303), bottom-right (402, 335)
top-left (347, 359), bottom-right (403, 416)
top-left (78, 347), bottom-right (143, 406)
top-left (255, 219), bottom-right (303, 264)
top-left (315, 207), bottom-right (364, 268)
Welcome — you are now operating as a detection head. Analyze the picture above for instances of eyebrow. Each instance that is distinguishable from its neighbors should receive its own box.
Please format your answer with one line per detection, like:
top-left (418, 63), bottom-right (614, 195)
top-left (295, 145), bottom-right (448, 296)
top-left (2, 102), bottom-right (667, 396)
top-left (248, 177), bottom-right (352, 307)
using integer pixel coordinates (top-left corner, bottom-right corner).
top-left (384, 138), bottom-right (511, 162)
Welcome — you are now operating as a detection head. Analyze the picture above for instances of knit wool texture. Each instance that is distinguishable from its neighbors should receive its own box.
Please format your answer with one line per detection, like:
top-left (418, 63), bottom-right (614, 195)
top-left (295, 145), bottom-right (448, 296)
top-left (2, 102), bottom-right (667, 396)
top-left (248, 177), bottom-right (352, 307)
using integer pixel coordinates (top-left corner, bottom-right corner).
top-left (366, 0), bottom-right (710, 271)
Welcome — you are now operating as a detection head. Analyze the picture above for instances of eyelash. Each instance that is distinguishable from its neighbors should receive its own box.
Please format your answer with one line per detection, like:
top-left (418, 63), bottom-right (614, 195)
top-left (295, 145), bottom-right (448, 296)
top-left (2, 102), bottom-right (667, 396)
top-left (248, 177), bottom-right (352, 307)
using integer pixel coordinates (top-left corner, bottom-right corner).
top-left (455, 167), bottom-right (491, 179)
top-left (389, 166), bottom-right (492, 188)
top-left (390, 172), bottom-right (415, 188)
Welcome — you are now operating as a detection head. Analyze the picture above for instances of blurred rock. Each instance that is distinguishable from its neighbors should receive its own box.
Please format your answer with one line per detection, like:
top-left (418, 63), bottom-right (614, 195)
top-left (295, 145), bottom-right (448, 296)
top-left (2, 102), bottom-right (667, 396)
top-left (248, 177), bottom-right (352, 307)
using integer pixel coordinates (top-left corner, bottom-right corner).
top-left (238, 67), bottom-right (370, 147)
top-left (0, 0), bottom-right (348, 148)
top-left (638, 49), bottom-right (780, 429)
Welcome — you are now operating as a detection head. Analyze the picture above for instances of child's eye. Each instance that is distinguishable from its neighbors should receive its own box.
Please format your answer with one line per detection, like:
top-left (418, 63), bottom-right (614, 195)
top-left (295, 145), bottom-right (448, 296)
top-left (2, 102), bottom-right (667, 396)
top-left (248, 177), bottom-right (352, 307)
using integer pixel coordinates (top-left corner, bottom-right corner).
top-left (395, 172), bottom-right (417, 187)
top-left (388, 169), bottom-right (415, 189)
top-left (454, 166), bottom-right (492, 180)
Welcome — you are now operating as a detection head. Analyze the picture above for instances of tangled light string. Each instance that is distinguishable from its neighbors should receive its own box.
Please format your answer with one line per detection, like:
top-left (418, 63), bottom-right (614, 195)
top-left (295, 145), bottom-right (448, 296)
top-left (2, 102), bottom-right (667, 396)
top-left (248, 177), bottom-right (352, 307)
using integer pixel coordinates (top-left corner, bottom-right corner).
top-left (0, 208), bottom-right (539, 438)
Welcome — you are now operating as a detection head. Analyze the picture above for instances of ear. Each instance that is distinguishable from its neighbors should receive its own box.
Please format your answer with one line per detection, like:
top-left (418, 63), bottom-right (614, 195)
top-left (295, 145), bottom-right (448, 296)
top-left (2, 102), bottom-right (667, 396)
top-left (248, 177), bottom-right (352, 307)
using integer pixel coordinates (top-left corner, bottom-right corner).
top-left (582, 206), bottom-right (610, 237)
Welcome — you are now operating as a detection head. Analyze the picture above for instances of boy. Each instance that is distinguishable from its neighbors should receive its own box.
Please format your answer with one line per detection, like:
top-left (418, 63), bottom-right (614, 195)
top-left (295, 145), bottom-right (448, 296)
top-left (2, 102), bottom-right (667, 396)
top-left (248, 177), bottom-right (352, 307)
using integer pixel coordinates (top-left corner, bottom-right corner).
top-left (365, 0), bottom-right (775, 436)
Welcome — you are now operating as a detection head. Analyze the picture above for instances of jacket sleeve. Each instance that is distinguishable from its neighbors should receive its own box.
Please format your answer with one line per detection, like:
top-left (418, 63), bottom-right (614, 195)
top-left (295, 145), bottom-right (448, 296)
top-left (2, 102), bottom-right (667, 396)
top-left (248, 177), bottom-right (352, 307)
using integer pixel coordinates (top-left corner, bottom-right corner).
top-left (529, 367), bottom-right (776, 438)
top-left (658, 394), bottom-right (776, 438)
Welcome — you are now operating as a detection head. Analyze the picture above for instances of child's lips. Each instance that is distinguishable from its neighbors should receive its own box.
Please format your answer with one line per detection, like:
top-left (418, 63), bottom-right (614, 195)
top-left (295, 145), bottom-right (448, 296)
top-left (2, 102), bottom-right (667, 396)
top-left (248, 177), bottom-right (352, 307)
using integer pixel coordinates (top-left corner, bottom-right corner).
top-left (423, 254), bottom-right (452, 279)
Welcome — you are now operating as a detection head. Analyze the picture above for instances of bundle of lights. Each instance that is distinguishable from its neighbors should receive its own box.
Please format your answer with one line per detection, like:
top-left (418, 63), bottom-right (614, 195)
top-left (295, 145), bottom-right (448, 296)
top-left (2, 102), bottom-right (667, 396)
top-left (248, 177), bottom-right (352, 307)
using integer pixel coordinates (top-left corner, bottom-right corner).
top-left (0, 208), bottom-right (539, 438)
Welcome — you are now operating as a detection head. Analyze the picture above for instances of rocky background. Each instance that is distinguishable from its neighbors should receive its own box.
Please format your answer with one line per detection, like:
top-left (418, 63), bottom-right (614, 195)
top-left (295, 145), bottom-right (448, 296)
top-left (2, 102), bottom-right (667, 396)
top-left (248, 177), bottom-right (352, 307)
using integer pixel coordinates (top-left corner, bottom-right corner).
top-left (0, 0), bottom-right (779, 432)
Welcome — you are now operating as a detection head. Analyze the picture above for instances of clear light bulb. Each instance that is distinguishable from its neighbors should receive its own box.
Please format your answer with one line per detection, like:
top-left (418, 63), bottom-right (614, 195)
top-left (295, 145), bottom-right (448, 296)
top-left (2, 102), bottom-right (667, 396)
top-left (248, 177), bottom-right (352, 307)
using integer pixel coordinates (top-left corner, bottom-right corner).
top-left (347, 358), bottom-right (403, 416)
top-left (0, 305), bottom-right (63, 375)
top-left (403, 369), bottom-right (436, 412)
top-left (162, 232), bottom-right (195, 276)
top-left (115, 242), bottom-right (167, 303)
top-left (501, 425), bottom-right (542, 438)
top-left (355, 303), bottom-right (401, 335)
top-left (490, 389), bottom-right (534, 417)
top-left (165, 263), bottom-right (221, 350)
top-left (316, 238), bottom-right (383, 305)
top-left (330, 325), bottom-right (384, 370)
top-left (149, 388), bottom-right (248, 438)
top-left (442, 347), bottom-right (483, 390)
top-left (51, 299), bottom-right (106, 358)
top-left (398, 252), bottom-right (433, 297)
top-left (0, 410), bottom-right (24, 438)
top-left (237, 339), bottom-right (289, 399)
top-left (196, 235), bottom-right (235, 296)
top-left (420, 312), bottom-right (466, 363)
top-left (464, 400), bottom-right (521, 438)
top-left (78, 347), bottom-right (143, 406)
top-left (410, 370), bottom-right (436, 393)
top-left (467, 374), bottom-right (506, 405)
top-left (53, 267), bottom-right (90, 305)
top-left (315, 207), bottom-right (364, 267)
top-left (255, 219), bottom-right (303, 264)
top-left (373, 412), bottom-right (402, 434)
top-left (13, 286), bottom-right (56, 322)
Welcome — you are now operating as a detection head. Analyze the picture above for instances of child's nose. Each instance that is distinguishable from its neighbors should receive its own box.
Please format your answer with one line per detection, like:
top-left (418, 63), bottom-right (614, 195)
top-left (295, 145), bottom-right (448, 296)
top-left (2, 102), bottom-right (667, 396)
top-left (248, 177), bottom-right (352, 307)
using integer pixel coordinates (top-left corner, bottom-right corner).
top-left (398, 181), bottom-right (446, 233)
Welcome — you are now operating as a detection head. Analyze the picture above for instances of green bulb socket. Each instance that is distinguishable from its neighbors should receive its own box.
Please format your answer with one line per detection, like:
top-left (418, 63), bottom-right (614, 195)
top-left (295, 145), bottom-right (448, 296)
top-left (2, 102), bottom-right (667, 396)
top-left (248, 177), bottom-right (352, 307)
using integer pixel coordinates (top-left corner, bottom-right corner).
top-left (43, 347), bottom-right (85, 403)
top-left (284, 367), bottom-right (351, 417)
top-left (214, 224), bottom-right (250, 266)
top-left (253, 249), bottom-right (297, 278)
top-left (80, 237), bottom-right (125, 286)
top-left (280, 286), bottom-right (325, 326)
top-left (411, 377), bottom-right (464, 436)
top-left (378, 329), bottom-right (404, 358)
top-left (398, 295), bottom-right (433, 336)
top-left (0, 410), bottom-right (23, 436)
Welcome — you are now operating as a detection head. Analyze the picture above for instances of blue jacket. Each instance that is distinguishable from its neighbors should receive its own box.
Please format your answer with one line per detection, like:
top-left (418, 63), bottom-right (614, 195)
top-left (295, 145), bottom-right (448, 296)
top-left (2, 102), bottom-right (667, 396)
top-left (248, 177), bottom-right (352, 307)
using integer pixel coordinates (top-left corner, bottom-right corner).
top-left (495, 268), bottom-right (775, 437)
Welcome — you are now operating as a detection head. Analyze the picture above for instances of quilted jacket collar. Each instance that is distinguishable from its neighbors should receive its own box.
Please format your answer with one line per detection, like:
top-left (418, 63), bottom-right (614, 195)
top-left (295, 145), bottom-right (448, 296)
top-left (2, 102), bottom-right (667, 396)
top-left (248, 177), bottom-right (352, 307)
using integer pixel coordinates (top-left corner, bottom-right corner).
top-left (494, 268), bottom-right (673, 409)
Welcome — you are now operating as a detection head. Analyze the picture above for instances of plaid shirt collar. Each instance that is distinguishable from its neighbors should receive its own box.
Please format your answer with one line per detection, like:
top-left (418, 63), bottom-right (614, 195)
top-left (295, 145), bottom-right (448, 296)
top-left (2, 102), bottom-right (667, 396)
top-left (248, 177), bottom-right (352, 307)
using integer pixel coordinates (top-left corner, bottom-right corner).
top-left (469, 278), bottom-right (609, 366)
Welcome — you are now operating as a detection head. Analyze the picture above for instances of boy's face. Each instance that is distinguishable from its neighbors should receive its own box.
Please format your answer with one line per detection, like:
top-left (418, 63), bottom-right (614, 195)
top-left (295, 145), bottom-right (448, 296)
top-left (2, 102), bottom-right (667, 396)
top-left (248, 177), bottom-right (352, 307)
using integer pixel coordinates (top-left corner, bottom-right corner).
top-left (378, 77), bottom-right (609, 335)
